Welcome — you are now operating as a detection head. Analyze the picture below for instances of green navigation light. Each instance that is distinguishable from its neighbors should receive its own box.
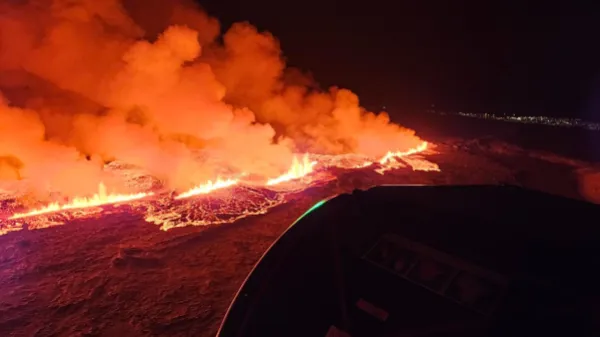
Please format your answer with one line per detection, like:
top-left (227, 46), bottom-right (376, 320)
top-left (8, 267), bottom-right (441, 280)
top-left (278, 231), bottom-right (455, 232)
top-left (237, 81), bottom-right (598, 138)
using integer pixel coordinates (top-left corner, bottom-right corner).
top-left (305, 199), bottom-right (327, 214)
top-left (286, 199), bottom-right (328, 229)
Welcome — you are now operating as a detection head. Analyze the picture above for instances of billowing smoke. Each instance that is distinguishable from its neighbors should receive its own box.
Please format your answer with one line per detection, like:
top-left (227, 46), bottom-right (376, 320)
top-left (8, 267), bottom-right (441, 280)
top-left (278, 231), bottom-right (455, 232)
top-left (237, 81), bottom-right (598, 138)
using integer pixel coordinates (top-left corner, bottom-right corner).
top-left (0, 0), bottom-right (423, 197)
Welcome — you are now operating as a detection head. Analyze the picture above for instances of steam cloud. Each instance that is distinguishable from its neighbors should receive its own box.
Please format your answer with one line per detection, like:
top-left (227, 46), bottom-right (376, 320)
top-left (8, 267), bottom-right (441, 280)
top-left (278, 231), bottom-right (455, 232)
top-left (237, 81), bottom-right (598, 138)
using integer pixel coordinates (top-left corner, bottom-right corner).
top-left (0, 0), bottom-right (423, 197)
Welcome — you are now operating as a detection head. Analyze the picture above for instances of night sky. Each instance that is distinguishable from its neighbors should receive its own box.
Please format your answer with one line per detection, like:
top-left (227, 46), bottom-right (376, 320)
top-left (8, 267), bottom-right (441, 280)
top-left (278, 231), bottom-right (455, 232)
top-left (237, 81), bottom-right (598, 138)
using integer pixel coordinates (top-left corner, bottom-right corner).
top-left (197, 0), bottom-right (600, 121)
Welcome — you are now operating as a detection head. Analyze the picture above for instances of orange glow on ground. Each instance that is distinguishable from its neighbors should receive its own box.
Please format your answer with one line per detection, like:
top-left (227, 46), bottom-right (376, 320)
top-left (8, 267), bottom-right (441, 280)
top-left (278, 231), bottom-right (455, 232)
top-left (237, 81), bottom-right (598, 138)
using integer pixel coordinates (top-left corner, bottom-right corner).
top-left (378, 142), bottom-right (430, 165)
top-left (4, 141), bottom-right (437, 226)
top-left (9, 183), bottom-right (153, 220)
top-left (266, 154), bottom-right (317, 186)
top-left (175, 178), bottom-right (239, 200)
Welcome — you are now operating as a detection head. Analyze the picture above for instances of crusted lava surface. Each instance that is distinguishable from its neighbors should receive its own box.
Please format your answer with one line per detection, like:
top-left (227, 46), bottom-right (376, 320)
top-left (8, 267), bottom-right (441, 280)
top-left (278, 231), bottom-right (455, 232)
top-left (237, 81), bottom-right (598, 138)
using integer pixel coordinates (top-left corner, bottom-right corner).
top-left (1, 138), bottom-right (599, 337)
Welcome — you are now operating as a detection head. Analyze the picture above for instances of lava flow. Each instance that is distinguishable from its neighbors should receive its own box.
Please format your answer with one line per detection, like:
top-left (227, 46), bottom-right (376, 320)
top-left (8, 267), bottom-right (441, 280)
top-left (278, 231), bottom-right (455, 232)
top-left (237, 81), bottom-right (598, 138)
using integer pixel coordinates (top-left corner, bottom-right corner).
top-left (9, 183), bottom-right (153, 219)
top-left (379, 142), bottom-right (430, 165)
top-left (175, 178), bottom-right (240, 200)
top-left (0, 0), bottom-right (440, 235)
top-left (266, 155), bottom-right (317, 186)
top-left (2, 141), bottom-right (438, 230)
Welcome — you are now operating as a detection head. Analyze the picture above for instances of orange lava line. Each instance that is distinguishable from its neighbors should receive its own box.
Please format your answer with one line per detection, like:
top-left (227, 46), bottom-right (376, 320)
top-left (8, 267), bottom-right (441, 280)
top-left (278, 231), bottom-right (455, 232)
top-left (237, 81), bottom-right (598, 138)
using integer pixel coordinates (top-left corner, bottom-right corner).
top-left (174, 178), bottom-right (239, 200)
top-left (266, 154), bottom-right (317, 186)
top-left (9, 183), bottom-right (153, 220)
top-left (6, 141), bottom-right (436, 221)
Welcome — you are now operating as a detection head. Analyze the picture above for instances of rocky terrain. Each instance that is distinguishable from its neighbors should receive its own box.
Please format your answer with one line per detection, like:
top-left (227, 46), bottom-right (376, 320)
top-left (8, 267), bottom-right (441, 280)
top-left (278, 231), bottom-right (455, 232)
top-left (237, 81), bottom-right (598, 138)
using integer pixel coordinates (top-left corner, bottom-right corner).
top-left (1, 137), bottom-right (599, 337)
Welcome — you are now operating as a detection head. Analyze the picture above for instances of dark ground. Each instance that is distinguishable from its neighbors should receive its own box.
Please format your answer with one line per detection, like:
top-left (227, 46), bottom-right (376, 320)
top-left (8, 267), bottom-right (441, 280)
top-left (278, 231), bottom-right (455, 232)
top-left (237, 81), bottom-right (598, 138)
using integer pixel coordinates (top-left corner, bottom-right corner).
top-left (1, 116), bottom-right (599, 337)
top-left (395, 112), bottom-right (600, 162)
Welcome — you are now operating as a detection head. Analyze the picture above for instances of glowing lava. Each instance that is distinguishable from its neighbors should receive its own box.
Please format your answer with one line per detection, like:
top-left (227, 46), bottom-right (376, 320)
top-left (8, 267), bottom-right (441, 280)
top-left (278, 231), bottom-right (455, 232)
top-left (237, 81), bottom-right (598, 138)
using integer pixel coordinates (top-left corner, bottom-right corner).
top-left (266, 154), bottom-right (317, 186)
top-left (379, 142), bottom-right (430, 165)
top-left (175, 178), bottom-right (239, 200)
top-left (373, 141), bottom-right (439, 174)
top-left (0, 1), bottom-right (442, 235)
top-left (9, 183), bottom-right (153, 220)
top-left (2, 141), bottom-right (439, 231)
top-left (402, 157), bottom-right (441, 172)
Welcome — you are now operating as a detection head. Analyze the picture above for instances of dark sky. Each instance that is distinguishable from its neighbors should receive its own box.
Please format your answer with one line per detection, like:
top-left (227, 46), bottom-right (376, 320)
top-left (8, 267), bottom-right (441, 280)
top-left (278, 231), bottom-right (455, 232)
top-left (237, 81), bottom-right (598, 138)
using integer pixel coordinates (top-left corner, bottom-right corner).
top-left (197, 0), bottom-right (600, 120)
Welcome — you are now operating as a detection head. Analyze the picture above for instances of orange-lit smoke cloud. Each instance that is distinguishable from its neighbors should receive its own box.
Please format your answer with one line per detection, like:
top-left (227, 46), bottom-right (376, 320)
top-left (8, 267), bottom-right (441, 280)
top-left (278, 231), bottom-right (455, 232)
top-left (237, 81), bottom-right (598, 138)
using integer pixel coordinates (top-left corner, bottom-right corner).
top-left (0, 0), bottom-right (423, 196)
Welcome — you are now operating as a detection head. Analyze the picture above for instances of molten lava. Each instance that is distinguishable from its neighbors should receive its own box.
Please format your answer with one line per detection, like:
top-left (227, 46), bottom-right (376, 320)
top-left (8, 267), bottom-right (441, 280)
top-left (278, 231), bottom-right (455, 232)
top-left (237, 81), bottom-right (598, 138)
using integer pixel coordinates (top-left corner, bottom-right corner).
top-left (9, 183), bottom-right (153, 220)
top-left (1, 141), bottom-right (439, 230)
top-left (375, 142), bottom-right (439, 174)
top-left (379, 142), bottom-right (430, 165)
top-left (171, 154), bottom-right (321, 202)
top-left (175, 178), bottom-right (239, 200)
top-left (266, 154), bottom-right (317, 186)
top-left (0, 0), bottom-right (441, 234)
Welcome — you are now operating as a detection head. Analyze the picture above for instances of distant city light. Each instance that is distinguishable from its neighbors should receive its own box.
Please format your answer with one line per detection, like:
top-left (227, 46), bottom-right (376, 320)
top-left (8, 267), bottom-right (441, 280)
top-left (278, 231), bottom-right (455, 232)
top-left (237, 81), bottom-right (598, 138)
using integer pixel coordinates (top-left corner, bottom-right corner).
top-left (426, 110), bottom-right (600, 131)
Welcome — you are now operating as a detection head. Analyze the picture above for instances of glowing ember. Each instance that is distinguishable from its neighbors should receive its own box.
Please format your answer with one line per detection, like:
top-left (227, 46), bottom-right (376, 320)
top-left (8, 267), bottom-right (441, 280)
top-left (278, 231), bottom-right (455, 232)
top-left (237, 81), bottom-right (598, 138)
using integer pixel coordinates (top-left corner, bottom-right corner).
top-left (266, 154), bottom-right (317, 186)
top-left (175, 178), bottom-right (239, 200)
top-left (9, 183), bottom-right (153, 220)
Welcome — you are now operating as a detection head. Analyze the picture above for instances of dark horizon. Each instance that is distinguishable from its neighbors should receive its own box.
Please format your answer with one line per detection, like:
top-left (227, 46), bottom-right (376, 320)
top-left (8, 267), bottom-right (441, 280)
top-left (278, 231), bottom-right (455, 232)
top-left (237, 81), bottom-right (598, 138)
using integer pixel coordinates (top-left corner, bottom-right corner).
top-left (196, 0), bottom-right (600, 121)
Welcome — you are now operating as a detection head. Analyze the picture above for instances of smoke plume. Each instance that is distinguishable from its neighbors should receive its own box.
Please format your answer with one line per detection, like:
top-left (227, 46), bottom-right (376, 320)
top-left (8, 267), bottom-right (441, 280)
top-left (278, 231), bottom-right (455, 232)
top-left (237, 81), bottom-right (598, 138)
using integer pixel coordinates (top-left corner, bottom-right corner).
top-left (0, 0), bottom-right (423, 197)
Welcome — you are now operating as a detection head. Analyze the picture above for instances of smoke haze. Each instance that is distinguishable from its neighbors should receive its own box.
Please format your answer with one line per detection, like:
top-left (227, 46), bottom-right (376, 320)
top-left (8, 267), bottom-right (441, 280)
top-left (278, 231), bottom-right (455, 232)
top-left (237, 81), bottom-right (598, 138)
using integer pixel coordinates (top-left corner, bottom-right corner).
top-left (0, 0), bottom-right (423, 197)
